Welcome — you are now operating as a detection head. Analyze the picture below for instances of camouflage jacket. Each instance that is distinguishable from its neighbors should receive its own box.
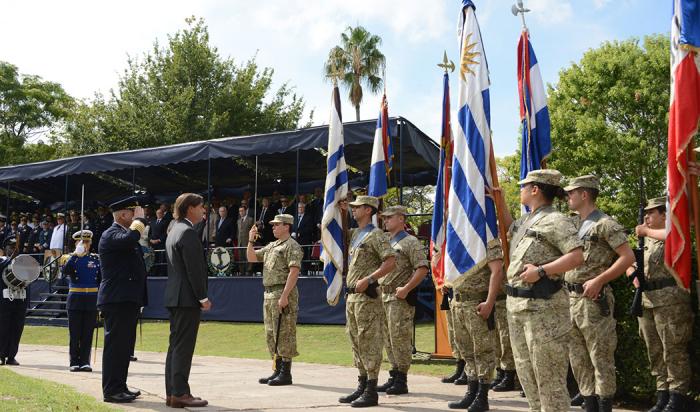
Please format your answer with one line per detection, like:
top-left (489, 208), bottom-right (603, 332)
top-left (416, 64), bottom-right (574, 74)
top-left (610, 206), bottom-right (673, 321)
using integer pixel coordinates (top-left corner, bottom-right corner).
top-left (347, 226), bottom-right (394, 303)
top-left (256, 237), bottom-right (303, 287)
top-left (642, 238), bottom-right (690, 308)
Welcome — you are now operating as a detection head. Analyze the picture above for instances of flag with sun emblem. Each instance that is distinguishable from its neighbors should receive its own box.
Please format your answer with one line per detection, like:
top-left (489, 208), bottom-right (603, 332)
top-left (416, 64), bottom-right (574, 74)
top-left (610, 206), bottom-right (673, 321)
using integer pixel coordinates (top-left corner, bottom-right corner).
top-left (444, 0), bottom-right (498, 285)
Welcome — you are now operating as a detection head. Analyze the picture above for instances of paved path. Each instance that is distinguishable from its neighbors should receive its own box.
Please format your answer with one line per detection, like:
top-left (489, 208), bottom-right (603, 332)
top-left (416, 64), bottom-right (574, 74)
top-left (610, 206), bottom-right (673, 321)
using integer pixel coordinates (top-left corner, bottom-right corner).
top-left (6, 345), bottom-right (638, 411)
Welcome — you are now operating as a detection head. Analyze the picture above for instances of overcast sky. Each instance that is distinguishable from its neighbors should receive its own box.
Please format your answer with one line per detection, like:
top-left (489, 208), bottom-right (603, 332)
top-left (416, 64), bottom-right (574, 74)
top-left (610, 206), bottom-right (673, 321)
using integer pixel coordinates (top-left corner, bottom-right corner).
top-left (1, 0), bottom-right (669, 156)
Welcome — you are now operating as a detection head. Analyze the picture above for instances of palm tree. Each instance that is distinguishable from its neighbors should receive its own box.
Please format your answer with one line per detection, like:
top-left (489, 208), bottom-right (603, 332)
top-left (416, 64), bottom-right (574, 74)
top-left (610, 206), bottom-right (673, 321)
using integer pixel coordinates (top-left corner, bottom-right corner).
top-left (324, 25), bottom-right (385, 121)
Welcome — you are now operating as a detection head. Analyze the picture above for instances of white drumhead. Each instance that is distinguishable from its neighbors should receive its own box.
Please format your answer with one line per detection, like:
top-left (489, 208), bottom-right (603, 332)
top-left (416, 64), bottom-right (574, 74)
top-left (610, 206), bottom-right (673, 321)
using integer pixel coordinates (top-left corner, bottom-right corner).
top-left (10, 254), bottom-right (41, 283)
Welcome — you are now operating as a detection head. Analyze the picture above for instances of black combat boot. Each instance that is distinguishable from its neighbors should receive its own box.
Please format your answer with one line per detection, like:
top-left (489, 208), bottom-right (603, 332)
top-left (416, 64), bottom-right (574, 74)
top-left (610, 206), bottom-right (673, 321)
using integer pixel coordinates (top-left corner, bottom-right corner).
top-left (386, 371), bottom-right (408, 395)
top-left (490, 368), bottom-right (504, 389)
top-left (351, 379), bottom-right (378, 408)
top-left (571, 392), bottom-right (585, 406)
top-left (268, 360), bottom-right (292, 386)
top-left (448, 379), bottom-right (479, 409)
top-left (492, 370), bottom-right (516, 392)
top-left (377, 369), bottom-right (396, 392)
top-left (454, 370), bottom-right (470, 385)
top-left (339, 376), bottom-right (367, 403)
top-left (583, 395), bottom-right (599, 412)
top-left (661, 392), bottom-right (689, 412)
top-left (467, 381), bottom-right (490, 412)
top-left (259, 358), bottom-right (282, 384)
top-left (598, 397), bottom-right (613, 412)
top-left (442, 359), bottom-right (465, 383)
top-left (649, 390), bottom-right (670, 412)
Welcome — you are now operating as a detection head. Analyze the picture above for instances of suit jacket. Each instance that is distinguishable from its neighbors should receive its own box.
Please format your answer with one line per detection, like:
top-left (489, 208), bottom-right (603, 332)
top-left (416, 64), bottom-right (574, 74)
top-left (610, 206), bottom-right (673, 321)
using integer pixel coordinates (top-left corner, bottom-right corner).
top-left (97, 223), bottom-right (147, 307)
top-left (237, 216), bottom-right (254, 246)
top-left (214, 217), bottom-right (235, 247)
top-left (257, 207), bottom-right (276, 244)
top-left (149, 217), bottom-right (168, 248)
top-left (295, 214), bottom-right (316, 245)
top-left (165, 220), bottom-right (208, 308)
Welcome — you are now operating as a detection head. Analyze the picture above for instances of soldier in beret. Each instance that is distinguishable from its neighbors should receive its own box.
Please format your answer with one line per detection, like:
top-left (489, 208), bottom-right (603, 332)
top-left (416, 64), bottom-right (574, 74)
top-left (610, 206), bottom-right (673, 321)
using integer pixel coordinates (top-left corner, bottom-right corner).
top-left (62, 230), bottom-right (101, 372)
top-left (564, 175), bottom-right (634, 412)
top-left (248, 214), bottom-right (303, 386)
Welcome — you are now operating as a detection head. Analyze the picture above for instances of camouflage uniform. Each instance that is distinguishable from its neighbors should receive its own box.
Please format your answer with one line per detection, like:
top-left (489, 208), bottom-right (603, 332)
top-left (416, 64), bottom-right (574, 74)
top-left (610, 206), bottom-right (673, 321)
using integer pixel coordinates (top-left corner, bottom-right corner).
top-left (346, 226), bottom-right (395, 380)
top-left (445, 289), bottom-right (460, 360)
top-left (380, 232), bottom-right (429, 373)
top-left (494, 295), bottom-right (515, 370)
top-left (507, 204), bottom-right (582, 412)
top-left (451, 240), bottom-right (502, 382)
top-left (639, 237), bottom-right (693, 393)
top-left (565, 211), bottom-right (627, 398)
top-left (255, 237), bottom-right (303, 360)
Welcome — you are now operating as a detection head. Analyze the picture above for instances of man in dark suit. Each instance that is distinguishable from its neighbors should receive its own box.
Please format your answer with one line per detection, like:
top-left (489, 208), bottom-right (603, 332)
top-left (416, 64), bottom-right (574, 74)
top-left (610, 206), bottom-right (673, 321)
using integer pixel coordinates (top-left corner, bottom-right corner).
top-left (294, 203), bottom-right (316, 275)
top-left (214, 206), bottom-right (235, 248)
top-left (97, 196), bottom-right (147, 403)
top-left (164, 193), bottom-right (210, 408)
top-left (257, 198), bottom-right (276, 245)
top-left (148, 208), bottom-right (168, 276)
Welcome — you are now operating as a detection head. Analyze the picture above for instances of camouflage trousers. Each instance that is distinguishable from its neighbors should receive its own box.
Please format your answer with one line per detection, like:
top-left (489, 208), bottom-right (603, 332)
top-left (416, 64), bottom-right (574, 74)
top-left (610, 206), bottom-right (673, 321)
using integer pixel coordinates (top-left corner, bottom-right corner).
top-left (639, 302), bottom-right (693, 392)
top-left (381, 297), bottom-right (415, 373)
top-left (346, 298), bottom-right (384, 379)
top-left (568, 292), bottom-right (617, 397)
top-left (509, 307), bottom-right (571, 412)
top-left (494, 298), bottom-right (515, 370)
top-left (263, 287), bottom-right (299, 361)
top-left (446, 301), bottom-right (461, 359)
top-left (452, 300), bottom-right (497, 382)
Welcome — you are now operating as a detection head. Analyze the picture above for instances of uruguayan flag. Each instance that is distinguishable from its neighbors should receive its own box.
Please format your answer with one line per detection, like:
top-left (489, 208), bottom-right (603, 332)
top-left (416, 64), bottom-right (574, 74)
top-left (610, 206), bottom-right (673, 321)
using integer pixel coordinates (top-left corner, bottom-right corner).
top-left (445, 0), bottom-right (498, 285)
top-left (321, 85), bottom-right (348, 306)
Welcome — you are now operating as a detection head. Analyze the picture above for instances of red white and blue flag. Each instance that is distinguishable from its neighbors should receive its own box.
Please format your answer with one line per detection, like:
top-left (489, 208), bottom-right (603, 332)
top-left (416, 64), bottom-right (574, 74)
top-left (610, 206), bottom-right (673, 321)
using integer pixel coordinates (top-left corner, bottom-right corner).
top-left (517, 30), bottom-right (551, 182)
top-left (666, 0), bottom-right (700, 290)
top-left (368, 94), bottom-right (393, 197)
top-left (430, 72), bottom-right (453, 288)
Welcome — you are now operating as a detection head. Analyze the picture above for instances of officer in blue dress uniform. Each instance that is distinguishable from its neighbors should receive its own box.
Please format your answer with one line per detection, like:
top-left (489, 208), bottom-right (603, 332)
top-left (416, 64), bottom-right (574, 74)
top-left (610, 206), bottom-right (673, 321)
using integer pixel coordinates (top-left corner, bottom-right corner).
top-left (62, 230), bottom-right (100, 372)
top-left (97, 196), bottom-right (147, 403)
top-left (0, 237), bottom-right (29, 366)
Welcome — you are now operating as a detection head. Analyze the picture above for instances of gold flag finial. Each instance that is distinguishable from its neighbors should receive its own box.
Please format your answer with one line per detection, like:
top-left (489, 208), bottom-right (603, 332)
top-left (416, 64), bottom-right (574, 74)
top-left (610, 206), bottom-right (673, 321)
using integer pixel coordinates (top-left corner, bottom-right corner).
top-left (437, 51), bottom-right (455, 73)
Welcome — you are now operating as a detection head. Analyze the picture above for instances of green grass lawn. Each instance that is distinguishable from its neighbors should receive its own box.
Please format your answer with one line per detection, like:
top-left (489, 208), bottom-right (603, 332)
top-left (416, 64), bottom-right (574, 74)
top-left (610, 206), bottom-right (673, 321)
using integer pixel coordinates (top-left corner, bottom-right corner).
top-left (21, 321), bottom-right (456, 377)
top-left (0, 367), bottom-right (116, 412)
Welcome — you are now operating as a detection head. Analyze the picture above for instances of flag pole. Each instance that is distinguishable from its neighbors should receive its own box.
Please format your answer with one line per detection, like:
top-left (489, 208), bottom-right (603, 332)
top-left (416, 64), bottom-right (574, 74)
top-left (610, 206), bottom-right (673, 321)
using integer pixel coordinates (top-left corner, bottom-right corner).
top-left (687, 141), bottom-right (700, 291)
top-left (488, 144), bottom-right (510, 268)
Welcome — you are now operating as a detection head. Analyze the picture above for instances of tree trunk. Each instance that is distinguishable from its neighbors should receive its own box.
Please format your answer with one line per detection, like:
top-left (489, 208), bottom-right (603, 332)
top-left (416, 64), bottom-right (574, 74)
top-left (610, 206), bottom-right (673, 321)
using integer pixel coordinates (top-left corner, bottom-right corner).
top-left (355, 104), bottom-right (360, 122)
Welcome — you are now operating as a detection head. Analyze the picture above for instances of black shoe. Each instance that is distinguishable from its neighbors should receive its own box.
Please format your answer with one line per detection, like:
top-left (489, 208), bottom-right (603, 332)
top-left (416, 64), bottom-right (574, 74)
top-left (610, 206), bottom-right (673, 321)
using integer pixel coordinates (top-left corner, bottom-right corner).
top-left (377, 369), bottom-right (397, 392)
top-left (70, 365), bottom-right (80, 372)
top-left (571, 392), bottom-right (585, 406)
top-left (448, 379), bottom-right (479, 409)
top-left (492, 369), bottom-right (516, 392)
top-left (125, 389), bottom-right (141, 398)
top-left (129, 356), bottom-right (138, 362)
top-left (268, 360), bottom-right (292, 386)
top-left (442, 359), bottom-right (465, 384)
top-left (490, 368), bottom-right (504, 389)
top-left (467, 382), bottom-right (490, 412)
top-left (661, 392), bottom-right (690, 412)
top-left (260, 358), bottom-right (282, 384)
top-left (520, 390), bottom-right (526, 398)
top-left (79, 365), bottom-right (92, 372)
top-left (583, 395), bottom-right (599, 412)
top-left (340, 376), bottom-right (367, 404)
top-left (454, 370), bottom-right (469, 385)
top-left (598, 397), bottom-right (613, 412)
top-left (649, 390), bottom-right (670, 412)
top-left (5, 358), bottom-right (19, 366)
top-left (103, 392), bottom-right (136, 403)
top-left (351, 379), bottom-right (378, 408)
top-left (386, 371), bottom-right (408, 395)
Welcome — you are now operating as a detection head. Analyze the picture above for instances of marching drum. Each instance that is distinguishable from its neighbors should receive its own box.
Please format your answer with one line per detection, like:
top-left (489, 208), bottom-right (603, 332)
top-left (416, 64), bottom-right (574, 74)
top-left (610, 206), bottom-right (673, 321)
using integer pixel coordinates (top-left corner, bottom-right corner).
top-left (2, 254), bottom-right (41, 289)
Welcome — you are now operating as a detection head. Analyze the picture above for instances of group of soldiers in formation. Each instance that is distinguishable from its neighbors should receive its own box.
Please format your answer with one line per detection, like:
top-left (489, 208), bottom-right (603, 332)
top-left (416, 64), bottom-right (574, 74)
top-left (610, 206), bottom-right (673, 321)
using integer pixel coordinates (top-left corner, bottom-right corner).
top-left (0, 168), bottom-right (694, 411)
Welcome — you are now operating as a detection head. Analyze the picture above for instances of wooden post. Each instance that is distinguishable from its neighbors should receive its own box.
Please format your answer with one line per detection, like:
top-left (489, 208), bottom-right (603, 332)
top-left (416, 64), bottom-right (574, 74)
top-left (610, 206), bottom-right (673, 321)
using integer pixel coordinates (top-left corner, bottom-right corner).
top-left (488, 144), bottom-right (510, 268)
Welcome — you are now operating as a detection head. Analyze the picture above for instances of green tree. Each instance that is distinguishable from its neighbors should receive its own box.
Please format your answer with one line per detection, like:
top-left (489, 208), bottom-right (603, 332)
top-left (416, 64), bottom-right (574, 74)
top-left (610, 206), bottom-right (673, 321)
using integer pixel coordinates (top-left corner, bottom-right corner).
top-left (63, 17), bottom-right (308, 155)
top-left (324, 25), bottom-right (385, 121)
top-left (0, 61), bottom-right (73, 165)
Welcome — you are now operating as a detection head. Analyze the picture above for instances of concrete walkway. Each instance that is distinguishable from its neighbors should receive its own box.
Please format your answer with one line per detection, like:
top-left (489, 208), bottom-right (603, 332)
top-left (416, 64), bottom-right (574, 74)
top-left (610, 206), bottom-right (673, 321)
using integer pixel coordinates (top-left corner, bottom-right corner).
top-left (6, 345), bottom-right (638, 411)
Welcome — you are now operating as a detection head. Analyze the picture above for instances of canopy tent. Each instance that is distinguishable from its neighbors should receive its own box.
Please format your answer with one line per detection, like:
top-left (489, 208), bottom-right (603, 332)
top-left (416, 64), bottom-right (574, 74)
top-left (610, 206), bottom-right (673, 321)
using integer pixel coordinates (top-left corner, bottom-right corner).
top-left (0, 117), bottom-right (438, 210)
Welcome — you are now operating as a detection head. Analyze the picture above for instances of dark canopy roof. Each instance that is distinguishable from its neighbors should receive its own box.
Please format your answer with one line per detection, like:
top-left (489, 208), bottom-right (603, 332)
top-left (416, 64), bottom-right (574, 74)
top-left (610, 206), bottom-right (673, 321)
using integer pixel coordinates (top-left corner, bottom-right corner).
top-left (0, 117), bottom-right (438, 206)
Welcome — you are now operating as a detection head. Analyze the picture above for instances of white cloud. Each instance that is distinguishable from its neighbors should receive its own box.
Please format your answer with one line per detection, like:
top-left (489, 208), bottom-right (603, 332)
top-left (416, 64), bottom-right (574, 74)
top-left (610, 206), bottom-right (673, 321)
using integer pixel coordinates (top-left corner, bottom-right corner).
top-left (528, 0), bottom-right (574, 25)
top-left (592, 0), bottom-right (612, 9)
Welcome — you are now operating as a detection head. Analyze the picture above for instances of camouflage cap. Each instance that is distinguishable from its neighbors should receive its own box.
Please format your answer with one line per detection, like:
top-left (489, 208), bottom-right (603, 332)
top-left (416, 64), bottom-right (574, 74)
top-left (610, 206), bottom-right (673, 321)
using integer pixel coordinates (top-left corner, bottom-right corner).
top-left (380, 205), bottom-right (408, 217)
top-left (518, 169), bottom-right (564, 187)
top-left (72, 230), bottom-right (93, 241)
top-left (349, 195), bottom-right (379, 209)
top-left (563, 174), bottom-right (600, 192)
top-left (270, 214), bottom-right (294, 225)
top-left (644, 196), bottom-right (667, 211)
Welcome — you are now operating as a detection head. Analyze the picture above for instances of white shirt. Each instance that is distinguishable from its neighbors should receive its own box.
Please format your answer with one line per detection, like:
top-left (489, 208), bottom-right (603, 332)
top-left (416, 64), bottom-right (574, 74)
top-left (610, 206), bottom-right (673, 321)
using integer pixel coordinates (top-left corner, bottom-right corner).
top-left (49, 223), bottom-right (65, 250)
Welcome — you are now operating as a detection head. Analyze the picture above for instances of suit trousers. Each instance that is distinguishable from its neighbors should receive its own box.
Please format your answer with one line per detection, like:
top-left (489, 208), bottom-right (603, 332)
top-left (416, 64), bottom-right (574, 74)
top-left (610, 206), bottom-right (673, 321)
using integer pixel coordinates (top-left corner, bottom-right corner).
top-left (165, 307), bottom-right (201, 397)
top-left (68, 309), bottom-right (97, 366)
top-left (0, 302), bottom-right (26, 361)
top-left (101, 302), bottom-right (139, 396)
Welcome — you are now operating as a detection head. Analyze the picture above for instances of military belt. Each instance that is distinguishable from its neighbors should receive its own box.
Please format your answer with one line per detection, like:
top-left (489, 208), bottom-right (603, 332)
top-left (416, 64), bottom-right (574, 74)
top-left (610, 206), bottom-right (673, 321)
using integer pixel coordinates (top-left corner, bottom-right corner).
top-left (69, 287), bottom-right (98, 293)
top-left (454, 291), bottom-right (488, 302)
top-left (505, 278), bottom-right (563, 300)
top-left (264, 285), bottom-right (285, 293)
top-left (346, 286), bottom-right (360, 294)
top-left (565, 282), bottom-right (585, 294)
top-left (380, 285), bottom-right (401, 294)
top-left (644, 278), bottom-right (677, 291)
